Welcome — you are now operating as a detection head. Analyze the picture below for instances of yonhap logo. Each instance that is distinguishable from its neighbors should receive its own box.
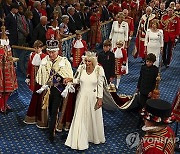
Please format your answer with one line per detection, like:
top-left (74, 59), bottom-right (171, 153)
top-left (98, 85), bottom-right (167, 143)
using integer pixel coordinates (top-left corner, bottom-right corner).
top-left (126, 132), bottom-right (140, 149)
top-left (126, 132), bottom-right (180, 149)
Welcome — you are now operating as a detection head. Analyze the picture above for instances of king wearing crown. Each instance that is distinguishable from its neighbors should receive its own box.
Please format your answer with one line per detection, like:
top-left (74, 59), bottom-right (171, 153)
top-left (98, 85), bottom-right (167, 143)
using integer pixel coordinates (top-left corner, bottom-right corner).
top-left (35, 39), bottom-right (73, 142)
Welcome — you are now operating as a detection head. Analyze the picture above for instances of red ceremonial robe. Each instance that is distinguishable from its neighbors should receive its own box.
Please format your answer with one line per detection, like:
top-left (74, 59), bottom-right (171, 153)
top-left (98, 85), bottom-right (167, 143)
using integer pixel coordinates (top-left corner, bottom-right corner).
top-left (0, 47), bottom-right (18, 112)
top-left (113, 47), bottom-right (127, 75)
top-left (27, 52), bottom-right (47, 92)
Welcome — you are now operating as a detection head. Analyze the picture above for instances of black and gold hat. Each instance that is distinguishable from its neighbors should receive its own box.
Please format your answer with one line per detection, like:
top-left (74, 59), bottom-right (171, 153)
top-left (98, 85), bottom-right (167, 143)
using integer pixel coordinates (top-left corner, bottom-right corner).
top-left (141, 99), bottom-right (175, 124)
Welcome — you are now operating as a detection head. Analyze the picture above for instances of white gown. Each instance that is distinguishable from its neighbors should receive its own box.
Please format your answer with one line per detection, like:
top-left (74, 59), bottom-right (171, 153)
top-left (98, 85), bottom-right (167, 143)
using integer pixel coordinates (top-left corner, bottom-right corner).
top-left (65, 65), bottom-right (106, 150)
top-left (144, 29), bottom-right (164, 67)
top-left (109, 21), bottom-right (129, 49)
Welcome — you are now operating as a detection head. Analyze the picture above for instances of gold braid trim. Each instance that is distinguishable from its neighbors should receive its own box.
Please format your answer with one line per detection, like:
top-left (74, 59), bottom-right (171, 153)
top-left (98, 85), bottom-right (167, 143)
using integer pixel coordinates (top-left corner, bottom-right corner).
top-left (42, 88), bottom-right (50, 109)
top-left (161, 14), bottom-right (177, 30)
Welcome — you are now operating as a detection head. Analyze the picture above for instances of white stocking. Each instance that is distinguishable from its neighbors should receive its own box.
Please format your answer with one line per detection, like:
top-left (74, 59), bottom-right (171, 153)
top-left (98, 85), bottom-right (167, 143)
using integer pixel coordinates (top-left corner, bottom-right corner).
top-left (116, 77), bottom-right (121, 89)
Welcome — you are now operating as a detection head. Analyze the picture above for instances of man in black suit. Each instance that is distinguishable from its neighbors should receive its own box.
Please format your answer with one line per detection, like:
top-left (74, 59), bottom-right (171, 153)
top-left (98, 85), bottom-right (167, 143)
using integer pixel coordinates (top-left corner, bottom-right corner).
top-left (81, 6), bottom-right (90, 29)
top-left (3, 0), bottom-right (11, 16)
top-left (137, 53), bottom-right (158, 108)
top-left (32, 1), bottom-right (41, 28)
top-left (60, 0), bottom-right (67, 15)
top-left (0, 2), bottom-right (4, 27)
top-left (5, 3), bottom-right (19, 46)
top-left (25, 10), bottom-right (34, 47)
top-left (73, 3), bottom-right (83, 30)
top-left (100, 0), bottom-right (111, 22)
top-left (67, 6), bottom-right (77, 34)
top-left (136, 53), bottom-right (158, 128)
top-left (165, 0), bottom-right (176, 9)
top-left (98, 40), bottom-right (115, 83)
top-left (32, 16), bottom-right (47, 46)
top-left (46, 0), bottom-right (54, 20)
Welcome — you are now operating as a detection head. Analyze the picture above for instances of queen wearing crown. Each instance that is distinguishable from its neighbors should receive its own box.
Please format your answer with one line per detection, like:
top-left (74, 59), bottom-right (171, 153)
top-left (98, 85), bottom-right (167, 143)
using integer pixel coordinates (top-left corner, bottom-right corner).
top-left (65, 51), bottom-right (106, 150)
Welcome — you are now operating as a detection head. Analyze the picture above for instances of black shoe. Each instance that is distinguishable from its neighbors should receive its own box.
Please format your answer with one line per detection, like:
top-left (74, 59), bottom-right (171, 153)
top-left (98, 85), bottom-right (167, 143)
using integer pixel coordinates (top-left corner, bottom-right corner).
top-left (166, 65), bottom-right (169, 68)
top-left (175, 142), bottom-right (180, 152)
top-left (49, 134), bottom-right (54, 143)
top-left (0, 110), bottom-right (6, 115)
top-left (6, 108), bottom-right (13, 112)
top-left (137, 117), bottom-right (143, 129)
top-left (137, 121), bottom-right (142, 129)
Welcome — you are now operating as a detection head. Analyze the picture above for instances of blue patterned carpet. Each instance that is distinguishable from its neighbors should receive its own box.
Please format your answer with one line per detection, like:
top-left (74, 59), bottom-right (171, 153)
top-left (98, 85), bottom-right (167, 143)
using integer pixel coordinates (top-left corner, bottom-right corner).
top-left (0, 40), bottom-right (180, 154)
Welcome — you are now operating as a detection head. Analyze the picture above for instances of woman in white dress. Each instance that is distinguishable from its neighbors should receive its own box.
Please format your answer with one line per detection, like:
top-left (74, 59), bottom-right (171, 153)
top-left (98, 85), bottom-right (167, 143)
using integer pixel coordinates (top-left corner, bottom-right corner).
top-left (64, 51), bottom-right (106, 150)
top-left (144, 19), bottom-right (164, 67)
top-left (109, 12), bottom-right (129, 49)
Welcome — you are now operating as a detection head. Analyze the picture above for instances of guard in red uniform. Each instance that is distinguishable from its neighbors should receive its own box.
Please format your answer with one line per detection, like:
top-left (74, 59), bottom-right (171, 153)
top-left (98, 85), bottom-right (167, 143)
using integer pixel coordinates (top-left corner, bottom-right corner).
top-left (161, 8), bottom-right (179, 68)
top-left (172, 88), bottom-right (180, 152)
top-left (135, 6), bottom-right (155, 60)
top-left (172, 89), bottom-right (180, 123)
top-left (123, 9), bottom-right (134, 42)
top-left (138, 0), bottom-right (146, 19)
top-left (136, 99), bottom-right (175, 154)
top-left (71, 32), bottom-right (87, 68)
top-left (121, 0), bottom-right (131, 12)
top-left (0, 25), bottom-right (18, 113)
top-left (108, 0), bottom-right (122, 17)
top-left (130, 0), bottom-right (138, 23)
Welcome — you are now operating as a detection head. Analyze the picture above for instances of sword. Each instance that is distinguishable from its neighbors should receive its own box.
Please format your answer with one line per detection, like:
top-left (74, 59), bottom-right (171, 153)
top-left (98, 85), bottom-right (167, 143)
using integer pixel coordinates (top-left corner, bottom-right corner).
top-left (2, 50), bottom-right (6, 114)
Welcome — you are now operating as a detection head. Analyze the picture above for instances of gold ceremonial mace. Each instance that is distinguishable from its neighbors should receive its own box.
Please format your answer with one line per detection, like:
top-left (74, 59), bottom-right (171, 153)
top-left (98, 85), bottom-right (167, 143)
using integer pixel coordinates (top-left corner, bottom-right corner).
top-left (151, 73), bottom-right (161, 99)
top-left (151, 55), bottom-right (163, 99)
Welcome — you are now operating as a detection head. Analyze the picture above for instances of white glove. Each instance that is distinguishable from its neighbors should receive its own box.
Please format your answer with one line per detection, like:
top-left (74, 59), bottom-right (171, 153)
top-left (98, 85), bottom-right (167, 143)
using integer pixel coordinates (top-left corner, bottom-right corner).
top-left (61, 83), bottom-right (75, 98)
top-left (42, 85), bottom-right (49, 90)
top-left (61, 87), bottom-right (68, 98)
top-left (25, 78), bottom-right (30, 84)
top-left (70, 57), bottom-right (73, 62)
top-left (36, 85), bottom-right (49, 94)
top-left (36, 88), bottom-right (44, 94)
top-left (68, 84), bottom-right (75, 93)
top-left (121, 65), bottom-right (127, 72)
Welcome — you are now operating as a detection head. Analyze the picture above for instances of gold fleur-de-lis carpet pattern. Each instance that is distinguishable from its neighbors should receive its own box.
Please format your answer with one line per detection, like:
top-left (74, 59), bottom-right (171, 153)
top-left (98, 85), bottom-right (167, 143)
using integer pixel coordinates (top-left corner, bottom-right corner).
top-left (0, 40), bottom-right (180, 153)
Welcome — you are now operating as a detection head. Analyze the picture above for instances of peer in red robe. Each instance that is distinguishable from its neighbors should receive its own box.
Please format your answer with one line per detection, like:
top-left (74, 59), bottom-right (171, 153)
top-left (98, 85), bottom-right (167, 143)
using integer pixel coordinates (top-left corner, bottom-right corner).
top-left (135, 8), bottom-right (155, 59)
